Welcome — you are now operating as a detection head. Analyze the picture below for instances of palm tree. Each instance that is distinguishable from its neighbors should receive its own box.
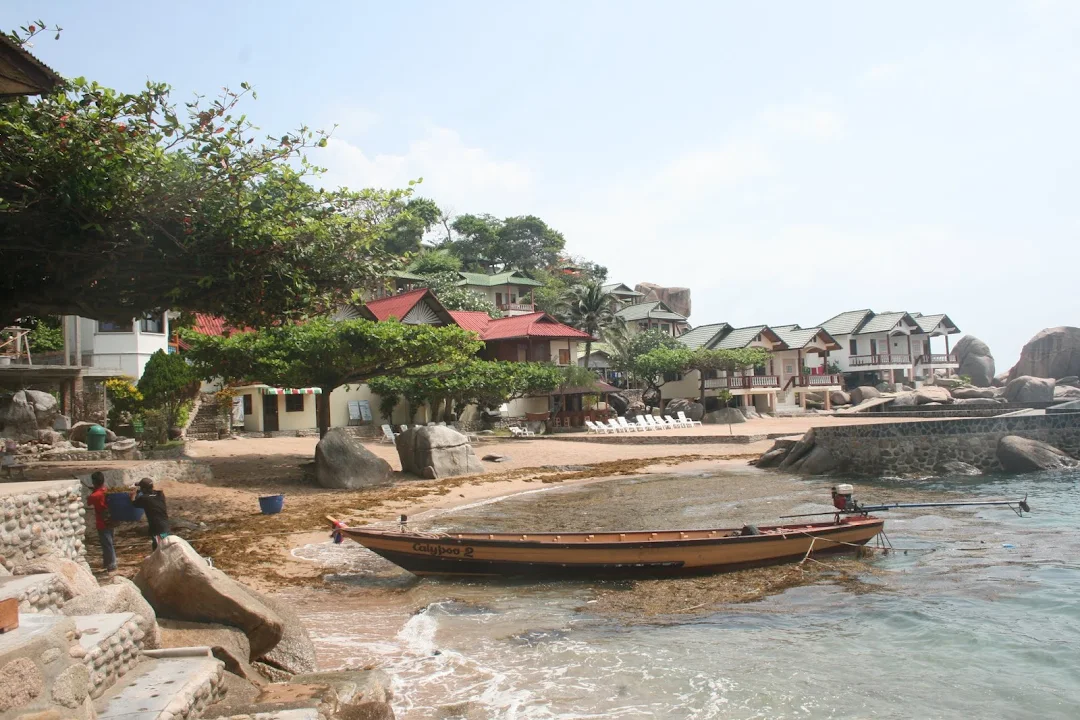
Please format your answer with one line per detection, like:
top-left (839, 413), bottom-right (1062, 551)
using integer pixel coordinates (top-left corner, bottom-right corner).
top-left (558, 282), bottom-right (616, 369)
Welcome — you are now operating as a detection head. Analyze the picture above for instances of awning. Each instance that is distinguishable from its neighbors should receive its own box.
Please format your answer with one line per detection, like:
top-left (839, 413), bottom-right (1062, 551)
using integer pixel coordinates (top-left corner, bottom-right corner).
top-left (262, 387), bottom-right (322, 395)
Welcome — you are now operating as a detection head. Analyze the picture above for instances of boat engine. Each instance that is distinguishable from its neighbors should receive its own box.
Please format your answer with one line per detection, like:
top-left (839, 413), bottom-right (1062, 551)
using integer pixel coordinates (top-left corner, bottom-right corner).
top-left (831, 484), bottom-right (857, 511)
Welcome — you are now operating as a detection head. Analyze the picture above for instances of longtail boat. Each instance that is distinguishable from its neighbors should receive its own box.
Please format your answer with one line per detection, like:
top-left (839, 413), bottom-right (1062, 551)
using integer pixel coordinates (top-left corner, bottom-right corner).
top-left (330, 516), bottom-right (885, 578)
top-left (329, 486), bottom-right (1031, 579)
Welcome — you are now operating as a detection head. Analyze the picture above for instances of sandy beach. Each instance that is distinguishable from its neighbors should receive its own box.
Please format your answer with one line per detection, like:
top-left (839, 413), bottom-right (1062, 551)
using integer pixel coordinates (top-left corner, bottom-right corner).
top-left (52, 415), bottom-right (919, 589)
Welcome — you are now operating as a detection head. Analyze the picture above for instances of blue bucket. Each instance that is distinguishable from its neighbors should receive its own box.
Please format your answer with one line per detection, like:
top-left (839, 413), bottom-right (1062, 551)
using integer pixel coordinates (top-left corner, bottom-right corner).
top-left (258, 495), bottom-right (284, 515)
top-left (106, 493), bottom-right (145, 523)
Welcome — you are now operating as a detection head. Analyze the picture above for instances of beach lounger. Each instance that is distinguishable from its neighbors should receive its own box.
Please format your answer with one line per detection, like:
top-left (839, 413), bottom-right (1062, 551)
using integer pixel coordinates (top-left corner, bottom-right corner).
top-left (607, 418), bottom-right (628, 433)
top-left (678, 411), bottom-right (703, 428)
top-left (617, 417), bottom-right (645, 433)
top-left (644, 415), bottom-right (667, 430)
top-left (661, 415), bottom-right (687, 429)
top-left (635, 416), bottom-right (654, 431)
top-left (585, 420), bottom-right (612, 434)
top-left (380, 424), bottom-right (398, 443)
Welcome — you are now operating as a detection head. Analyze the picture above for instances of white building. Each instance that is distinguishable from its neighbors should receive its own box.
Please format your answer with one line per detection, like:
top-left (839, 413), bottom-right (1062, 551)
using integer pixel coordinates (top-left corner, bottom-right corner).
top-left (65, 312), bottom-right (172, 380)
top-left (819, 309), bottom-right (960, 385)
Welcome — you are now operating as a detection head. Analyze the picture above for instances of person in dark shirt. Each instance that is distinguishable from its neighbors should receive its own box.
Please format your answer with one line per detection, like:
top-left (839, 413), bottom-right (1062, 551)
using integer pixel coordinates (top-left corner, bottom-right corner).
top-left (130, 477), bottom-right (169, 549)
top-left (86, 471), bottom-right (117, 572)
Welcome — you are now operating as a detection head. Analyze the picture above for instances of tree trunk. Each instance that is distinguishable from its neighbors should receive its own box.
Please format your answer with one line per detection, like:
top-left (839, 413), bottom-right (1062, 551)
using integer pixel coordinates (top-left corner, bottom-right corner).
top-left (699, 371), bottom-right (706, 406)
top-left (583, 341), bottom-right (592, 369)
top-left (316, 390), bottom-right (331, 439)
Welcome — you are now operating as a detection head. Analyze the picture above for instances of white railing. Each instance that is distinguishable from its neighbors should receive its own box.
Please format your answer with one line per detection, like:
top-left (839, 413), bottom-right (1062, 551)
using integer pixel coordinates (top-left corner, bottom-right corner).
top-left (704, 375), bottom-right (780, 390)
top-left (850, 354), bottom-right (912, 367)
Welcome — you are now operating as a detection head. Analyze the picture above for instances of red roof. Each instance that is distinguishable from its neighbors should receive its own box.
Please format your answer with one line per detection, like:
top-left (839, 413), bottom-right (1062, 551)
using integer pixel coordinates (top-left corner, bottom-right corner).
top-left (193, 314), bottom-right (229, 337)
top-left (446, 311), bottom-right (491, 335)
top-left (481, 313), bottom-right (594, 341)
top-left (363, 288), bottom-right (430, 322)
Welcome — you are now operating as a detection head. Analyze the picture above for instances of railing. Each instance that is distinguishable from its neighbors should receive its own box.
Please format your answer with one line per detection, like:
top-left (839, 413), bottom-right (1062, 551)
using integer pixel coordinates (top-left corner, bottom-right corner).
top-left (796, 373), bottom-right (843, 387)
top-left (849, 354), bottom-right (912, 367)
top-left (915, 354), bottom-right (959, 365)
top-left (704, 375), bottom-right (780, 390)
top-left (499, 303), bottom-right (535, 313)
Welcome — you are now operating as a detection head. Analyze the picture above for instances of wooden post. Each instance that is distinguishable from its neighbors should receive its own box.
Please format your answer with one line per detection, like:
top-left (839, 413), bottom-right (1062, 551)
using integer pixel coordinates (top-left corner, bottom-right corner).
top-left (824, 389), bottom-right (831, 411)
top-left (906, 334), bottom-right (914, 382)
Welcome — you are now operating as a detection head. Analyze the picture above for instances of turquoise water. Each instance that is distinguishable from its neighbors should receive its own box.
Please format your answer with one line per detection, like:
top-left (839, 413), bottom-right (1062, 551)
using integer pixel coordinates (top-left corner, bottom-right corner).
top-left (292, 468), bottom-right (1080, 719)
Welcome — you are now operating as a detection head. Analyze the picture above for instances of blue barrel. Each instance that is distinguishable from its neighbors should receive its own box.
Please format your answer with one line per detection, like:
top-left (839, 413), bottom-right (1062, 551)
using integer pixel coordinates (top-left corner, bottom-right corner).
top-left (258, 495), bottom-right (284, 515)
top-left (106, 492), bottom-right (145, 523)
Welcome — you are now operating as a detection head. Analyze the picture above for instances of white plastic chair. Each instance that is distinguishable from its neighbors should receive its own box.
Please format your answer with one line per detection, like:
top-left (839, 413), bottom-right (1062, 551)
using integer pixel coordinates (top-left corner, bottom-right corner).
top-left (644, 415), bottom-right (667, 430)
top-left (635, 416), bottom-right (653, 431)
top-left (661, 415), bottom-right (686, 429)
top-left (678, 411), bottom-right (703, 428)
top-left (399, 425), bottom-right (409, 433)
top-left (584, 420), bottom-right (604, 434)
top-left (380, 425), bottom-right (398, 443)
top-left (617, 416), bottom-right (644, 433)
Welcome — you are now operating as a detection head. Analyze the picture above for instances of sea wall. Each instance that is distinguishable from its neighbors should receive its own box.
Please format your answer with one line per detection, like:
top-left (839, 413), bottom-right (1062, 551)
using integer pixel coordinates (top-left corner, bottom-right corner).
top-left (0, 480), bottom-right (87, 571)
top-left (814, 412), bottom-right (1080, 476)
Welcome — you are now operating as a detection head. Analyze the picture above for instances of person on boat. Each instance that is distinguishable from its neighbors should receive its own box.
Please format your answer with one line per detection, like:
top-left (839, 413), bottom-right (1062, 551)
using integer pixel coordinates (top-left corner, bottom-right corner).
top-left (130, 477), bottom-right (170, 550)
top-left (86, 471), bottom-right (118, 573)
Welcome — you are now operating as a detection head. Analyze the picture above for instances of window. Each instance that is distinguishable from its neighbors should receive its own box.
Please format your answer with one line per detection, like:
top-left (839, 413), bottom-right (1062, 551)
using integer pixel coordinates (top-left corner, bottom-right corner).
top-left (285, 394), bottom-right (305, 412)
top-left (663, 371), bottom-right (683, 382)
top-left (98, 319), bottom-right (133, 333)
top-left (243, 394), bottom-right (253, 415)
top-left (660, 323), bottom-right (670, 334)
top-left (849, 339), bottom-right (858, 356)
top-left (785, 364), bottom-right (794, 374)
top-left (495, 292), bottom-right (503, 306)
top-left (139, 313), bottom-right (165, 334)
top-left (558, 349), bottom-right (571, 365)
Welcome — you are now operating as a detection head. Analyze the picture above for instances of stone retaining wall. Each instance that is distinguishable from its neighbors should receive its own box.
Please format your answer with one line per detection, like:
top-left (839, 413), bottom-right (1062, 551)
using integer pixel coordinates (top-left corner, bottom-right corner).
top-left (0, 481), bottom-right (87, 571)
top-left (814, 412), bottom-right (1080, 475)
top-left (78, 460), bottom-right (213, 490)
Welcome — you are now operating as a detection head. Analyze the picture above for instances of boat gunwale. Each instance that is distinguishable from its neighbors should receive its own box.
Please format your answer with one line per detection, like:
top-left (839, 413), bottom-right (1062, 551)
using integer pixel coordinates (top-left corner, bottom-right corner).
top-left (340, 517), bottom-right (884, 551)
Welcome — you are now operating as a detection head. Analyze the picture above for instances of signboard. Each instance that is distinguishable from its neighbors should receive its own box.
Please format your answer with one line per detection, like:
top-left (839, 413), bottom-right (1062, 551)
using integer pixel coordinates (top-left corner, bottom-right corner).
top-left (348, 400), bottom-right (373, 423)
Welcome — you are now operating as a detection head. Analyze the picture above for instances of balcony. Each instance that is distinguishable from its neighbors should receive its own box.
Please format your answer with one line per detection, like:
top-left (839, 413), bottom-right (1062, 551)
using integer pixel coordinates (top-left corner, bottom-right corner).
top-left (915, 354), bottom-right (959, 367)
top-left (849, 354), bottom-right (912, 367)
top-left (704, 375), bottom-right (780, 390)
top-left (795, 373), bottom-right (843, 387)
top-left (499, 302), bottom-right (535, 314)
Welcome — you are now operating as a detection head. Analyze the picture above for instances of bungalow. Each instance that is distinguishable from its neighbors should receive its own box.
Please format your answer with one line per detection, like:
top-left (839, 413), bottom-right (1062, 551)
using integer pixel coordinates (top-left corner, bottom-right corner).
top-left (378, 270), bottom-right (543, 316)
top-left (614, 301), bottom-right (690, 337)
top-left (600, 283), bottom-right (644, 312)
top-left (663, 323), bottom-right (788, 413)
top-left (820, 309), bottom-right (960, 386)
top-left (770, 325), bottom-right (843, 410)
top-left (205, 288), bottom-right (595, 433)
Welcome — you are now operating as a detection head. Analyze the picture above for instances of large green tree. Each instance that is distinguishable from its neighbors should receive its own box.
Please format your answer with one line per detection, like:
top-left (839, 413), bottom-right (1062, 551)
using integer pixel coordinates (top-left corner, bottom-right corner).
top-left (182, 319), bottom-right (482, 438)
top-left (629, 346), bottom-right (694, 407)
top-left (378, 197), bottom-right (443, 256)
top-left (685, 348), bottom-right (772, 405)
top-left (0, 33), bottom-right (407, 327)
top-left (137, 349), bottom-right (199, 430)
top-left (556, 282), bottom-right (615, 369)
top-left (447, 214), bottom-right (566, 272)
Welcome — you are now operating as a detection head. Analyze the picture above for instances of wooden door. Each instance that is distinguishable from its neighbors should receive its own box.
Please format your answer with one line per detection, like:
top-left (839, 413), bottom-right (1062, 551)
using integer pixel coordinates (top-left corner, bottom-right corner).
top-left (262, 395), bottom-right (279, 432)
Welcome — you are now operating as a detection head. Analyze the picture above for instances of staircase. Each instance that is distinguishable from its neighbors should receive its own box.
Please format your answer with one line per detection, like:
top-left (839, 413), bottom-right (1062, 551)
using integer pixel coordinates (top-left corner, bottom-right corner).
top-left (186, 394), bottom-right (225, 441)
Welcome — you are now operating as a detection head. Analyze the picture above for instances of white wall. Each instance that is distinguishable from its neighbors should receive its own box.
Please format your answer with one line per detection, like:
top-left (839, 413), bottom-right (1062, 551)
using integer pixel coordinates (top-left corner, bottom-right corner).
top-left (79, 314), bottom-right (171, 379)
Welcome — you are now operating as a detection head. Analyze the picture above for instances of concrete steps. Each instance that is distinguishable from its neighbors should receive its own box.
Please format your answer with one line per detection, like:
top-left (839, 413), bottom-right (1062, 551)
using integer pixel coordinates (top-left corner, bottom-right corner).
top-left (96, 651), bottom-right (226, 720)
top-left (186, 398), bottom-right (225, 441)
top-left (0, 572), bottom-right (68, 613)
top-left (73, 612), bottom-right (147, 699)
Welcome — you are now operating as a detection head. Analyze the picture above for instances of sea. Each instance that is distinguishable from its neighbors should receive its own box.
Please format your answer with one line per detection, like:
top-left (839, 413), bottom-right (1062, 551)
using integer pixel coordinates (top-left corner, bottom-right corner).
top-left (288, 467), bottom-right (1080, 719)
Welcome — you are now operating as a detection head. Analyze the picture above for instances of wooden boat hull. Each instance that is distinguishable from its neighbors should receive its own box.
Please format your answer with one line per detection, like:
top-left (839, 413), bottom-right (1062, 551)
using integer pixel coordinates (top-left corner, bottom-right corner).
top-left (340, 517), bottom-right (885, 578)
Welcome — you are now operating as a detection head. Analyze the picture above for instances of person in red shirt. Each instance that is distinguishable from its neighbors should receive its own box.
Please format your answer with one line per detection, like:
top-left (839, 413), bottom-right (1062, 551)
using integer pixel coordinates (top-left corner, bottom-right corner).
top-left (87, 472), bottom-right (117, 572)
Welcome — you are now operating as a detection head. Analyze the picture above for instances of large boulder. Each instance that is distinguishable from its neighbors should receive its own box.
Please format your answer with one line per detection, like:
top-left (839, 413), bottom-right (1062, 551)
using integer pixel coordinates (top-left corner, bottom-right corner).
top-left (624, 400), bottom-right (646, 419)
top-left (849, 386), bottom-right (881, 405)
top-left (608, 393), bottom-right (630, 417)
top-left (314, 428), bottom-right (392, 490)
top-left (1009, 327), bottom-right (1080, 381)
top-left (1054, 385), bottom-right (1080, 401)
top-left (890, 392), bottom-right (919, 407)
top-left (23, 389), bottom-right (59, 429)
top-left (914, 386), bottom-right (952, 405)
top-left (63, 577), bottom-right (162, 649)
top-left (952, 385), bottom-right (996, 399)
top-left (996, 436), bottom-right (1078, 474)
top-left (796, 445), bottom-right (840, 475)
top-left (1003, 376), bottom-right (1056, 404)
top-left (663, 398), bottom-right (704, 422)
top-left (133, 535), bottom-right (284, 658)
top-left (0, 391), bottom-right (39, 441)
top-left (12, 552), bottom-right (97, 599)
top-left (830, 390), bottom-right (850, 406)
top-left (634, 282), bottom-right (691, 318)
top-left (936, 461), bottom-right (982, 476)
top-left (158, 619), bottom-right (259, 681)
top-left (396, 425), bottom-right (485, 479)
top-left (953, 336), bottom-right (996, 387)
top-left (704, 408), bottom-right (745, 425)
top-left (252, 591), bottom-right (317, 676)
top-left (779, 429), bottom-right (816, 470)
top-left (69, 421), bottom-right (117, 444)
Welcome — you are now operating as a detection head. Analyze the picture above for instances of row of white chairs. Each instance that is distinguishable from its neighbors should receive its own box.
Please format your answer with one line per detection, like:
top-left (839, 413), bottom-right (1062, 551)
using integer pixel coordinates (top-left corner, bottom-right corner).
top-left (585, 412), bottom-right (702, 434)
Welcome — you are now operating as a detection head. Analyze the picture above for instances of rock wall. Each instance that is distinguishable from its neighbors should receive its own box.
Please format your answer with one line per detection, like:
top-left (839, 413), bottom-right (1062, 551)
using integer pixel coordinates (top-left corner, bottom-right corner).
top-left (813, 413), bottom-right (1080, 476)
top-left (77, 459), bottom-right (212, 490)
top-left (0, 481), bottom-right (87, 572)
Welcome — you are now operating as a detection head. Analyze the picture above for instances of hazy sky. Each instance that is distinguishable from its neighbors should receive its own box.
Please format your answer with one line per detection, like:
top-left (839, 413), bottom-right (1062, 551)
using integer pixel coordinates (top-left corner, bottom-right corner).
top-left (13, 1), bottom-right (1080, 369)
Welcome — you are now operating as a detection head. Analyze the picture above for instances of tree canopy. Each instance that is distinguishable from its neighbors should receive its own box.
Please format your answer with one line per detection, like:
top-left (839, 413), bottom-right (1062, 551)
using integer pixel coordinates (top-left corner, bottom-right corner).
top-left (0, 69), bottom-right (409, 327)
top-left (182, 318), bottom-right (483, 437)
top-left (443, 214), bottom-right (566, 273)
top-left (685, 347), bottom-right (771, 404)
top-left (368, 360), bottom-right (567, 423)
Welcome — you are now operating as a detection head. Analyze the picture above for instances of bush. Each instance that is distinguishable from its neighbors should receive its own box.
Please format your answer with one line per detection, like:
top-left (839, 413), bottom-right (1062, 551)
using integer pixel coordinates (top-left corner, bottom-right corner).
top-left (137, 350), bottom-right (199, 429)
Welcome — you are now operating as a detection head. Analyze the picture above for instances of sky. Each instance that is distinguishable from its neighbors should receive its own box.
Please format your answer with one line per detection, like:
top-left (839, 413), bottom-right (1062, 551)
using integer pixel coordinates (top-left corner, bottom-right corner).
top-left (11, 1), bottom-right (1080, 369)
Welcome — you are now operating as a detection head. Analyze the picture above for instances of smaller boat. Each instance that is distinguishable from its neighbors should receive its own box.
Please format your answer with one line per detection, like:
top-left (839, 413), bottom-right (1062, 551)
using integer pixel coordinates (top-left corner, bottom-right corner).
top-left (329, 513), bottom-right (885, 579)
